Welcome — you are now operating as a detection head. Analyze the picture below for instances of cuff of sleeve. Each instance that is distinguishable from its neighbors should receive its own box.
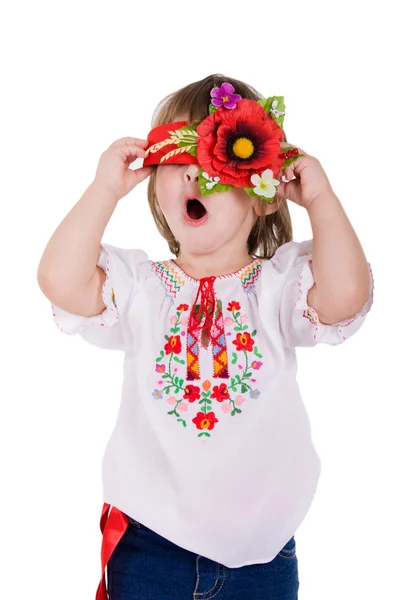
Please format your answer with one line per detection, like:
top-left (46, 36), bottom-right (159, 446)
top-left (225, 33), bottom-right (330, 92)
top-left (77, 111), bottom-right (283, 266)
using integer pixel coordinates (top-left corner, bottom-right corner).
top-left (51, 246), bottom-right (120, 335)
top-left (295, 258), bottom-right (374, 345)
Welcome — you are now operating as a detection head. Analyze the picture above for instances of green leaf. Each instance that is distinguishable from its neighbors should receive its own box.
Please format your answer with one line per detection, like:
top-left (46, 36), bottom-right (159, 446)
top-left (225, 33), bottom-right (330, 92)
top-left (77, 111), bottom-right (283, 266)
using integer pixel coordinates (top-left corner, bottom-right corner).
top-left (162, 374), bottom-right (168, 379)
top-left (198, 431), bottom-right (211, 437)
top-left (235, 375), bottom-right (241, 382)
top-left (234, 326), bottom-right (241, 331)
top-left (236, 408), bottom-right (242, 414)
top-left (155, 357), bottom-right (161, 362)
top-left (174, 387), bottom-right (180, 393)
top-left (167, 410), bottom-right (174, 415)
top-left (232, 385), bottom-right (238, 392)
top-left (232, 352), bottom-right (238, 365)
top-left (242, 325), bottom-right (248, 330)
top-left (165, 387), bottom-right (170, 393)
top-left (208, 102), bottom-right (218, 114)
top-left (170, 327), bottom-right (179, 333)
top-left (199, 169), bottom-right (232, 196)
top-left (257, 96), bottom-right (285, 129)
top-left (281, 151), bottom-right (304, 169)
top-left (164, 335), bottom-right (170, 341)
top-left (160, 350), bottom-right (165, 357)
top-left (231, 410), bottom-right (236, 416)
top-left (243, 372), bottom-right (252, 379)
top-left (179, 378), bottom-right (184, 386)
top-left (241, 384), bottom-right (249, 393)
top-left (252, 330), bottom-right (257, 337)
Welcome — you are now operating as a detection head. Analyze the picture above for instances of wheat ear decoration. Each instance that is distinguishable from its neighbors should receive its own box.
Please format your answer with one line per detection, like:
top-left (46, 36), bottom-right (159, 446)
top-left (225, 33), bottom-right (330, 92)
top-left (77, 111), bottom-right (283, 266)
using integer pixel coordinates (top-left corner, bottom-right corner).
top-left (144, 138), bottom-right (175, 157)
top-left (161, 146), bottom-right (198, 163)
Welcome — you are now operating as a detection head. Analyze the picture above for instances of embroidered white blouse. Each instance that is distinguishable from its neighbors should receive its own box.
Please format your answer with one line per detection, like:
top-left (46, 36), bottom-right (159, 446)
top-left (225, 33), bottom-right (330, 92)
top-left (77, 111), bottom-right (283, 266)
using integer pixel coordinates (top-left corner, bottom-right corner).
top-left (51, 238), bottom-right (374, 567)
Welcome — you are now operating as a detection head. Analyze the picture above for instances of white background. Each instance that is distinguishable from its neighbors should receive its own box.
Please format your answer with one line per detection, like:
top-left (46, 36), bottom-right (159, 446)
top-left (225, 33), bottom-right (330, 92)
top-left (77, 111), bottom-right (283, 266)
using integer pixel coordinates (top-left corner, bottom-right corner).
top-left (2, 1), bottom-right (399, 598)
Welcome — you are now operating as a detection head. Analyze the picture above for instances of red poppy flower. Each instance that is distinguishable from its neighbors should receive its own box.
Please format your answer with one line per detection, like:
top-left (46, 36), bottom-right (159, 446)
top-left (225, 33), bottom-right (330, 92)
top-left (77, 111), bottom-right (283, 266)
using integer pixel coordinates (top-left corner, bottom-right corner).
top-left (227, 301), bottom-right (241, 312)
top-left (210, 383), bottom-right (230, 402)
top-left (192, 411), bottom-right (219, 431)
top-left (177, 304), bottom-right (189, 312)
top-left (197, 99), bottom-right (284, 188)
top-left (232, 332), bottom-right (255, 352)
top-left (183, 385), bottom-right (201, 403)
top-left (164, 335), bottom-right (182, 355)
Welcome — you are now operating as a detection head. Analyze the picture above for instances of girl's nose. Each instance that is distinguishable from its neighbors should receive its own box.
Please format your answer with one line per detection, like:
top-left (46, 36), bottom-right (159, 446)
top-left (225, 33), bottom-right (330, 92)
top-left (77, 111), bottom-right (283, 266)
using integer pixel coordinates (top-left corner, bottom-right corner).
top-left (184, 164), bottom-right (200, 182)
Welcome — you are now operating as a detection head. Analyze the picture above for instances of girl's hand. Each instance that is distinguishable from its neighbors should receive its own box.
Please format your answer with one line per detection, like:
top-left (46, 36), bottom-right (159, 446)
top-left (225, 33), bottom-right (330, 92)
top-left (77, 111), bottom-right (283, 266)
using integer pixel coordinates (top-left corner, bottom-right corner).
top-left (93, 137), bottom-right (155, 201)
top-left (275, 143), bottom-right (335, 209)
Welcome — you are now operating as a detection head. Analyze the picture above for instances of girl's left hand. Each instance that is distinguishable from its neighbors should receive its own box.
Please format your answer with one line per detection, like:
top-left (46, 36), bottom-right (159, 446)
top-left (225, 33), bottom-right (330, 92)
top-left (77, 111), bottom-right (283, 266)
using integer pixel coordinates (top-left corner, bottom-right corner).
top-left (275, 143), bottom-right (335, 209)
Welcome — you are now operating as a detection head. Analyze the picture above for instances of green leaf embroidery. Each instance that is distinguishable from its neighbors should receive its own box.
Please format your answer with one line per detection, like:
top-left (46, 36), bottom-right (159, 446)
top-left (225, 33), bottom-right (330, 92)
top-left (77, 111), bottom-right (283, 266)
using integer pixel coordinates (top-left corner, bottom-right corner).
top-left (231, 410), bottom-right (236, 416)
top-left (160, 350), bottom-right (164, 357)
top-left (174, 387), bottom-right (180, 393)
top-left (164, 335), bottom-right (170, 341)
top-left (235, 375), bottom-right (241, 382)
top-left (252, 330), bottom-right (257, 336)
top-left (232, 352), bottom-right (238, 365)
top-left (242, 325), bottom-right (248, 330)
top-left (165, 387), bottom-right (170, 394)
top-left (198, 431), bottom-right (211, 438)
top-left (155, 357), bottom-right (162, 362)
top-left (234, 326), bottom-right (242, 331)
top-left (208, 102), bottom-right (218, 115)
top-left (179, 378), bottom-right (184, 386)
top-left (241, 384), bottom-right (249, 393)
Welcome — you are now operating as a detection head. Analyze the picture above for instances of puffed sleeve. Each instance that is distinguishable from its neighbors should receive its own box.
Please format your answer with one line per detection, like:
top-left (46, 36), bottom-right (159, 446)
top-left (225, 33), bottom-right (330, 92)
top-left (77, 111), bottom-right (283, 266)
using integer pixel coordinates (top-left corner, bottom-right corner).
top-left (271, 239), bottom-right (374, 348)
top-left (51, 243), bottom-right (148, 351)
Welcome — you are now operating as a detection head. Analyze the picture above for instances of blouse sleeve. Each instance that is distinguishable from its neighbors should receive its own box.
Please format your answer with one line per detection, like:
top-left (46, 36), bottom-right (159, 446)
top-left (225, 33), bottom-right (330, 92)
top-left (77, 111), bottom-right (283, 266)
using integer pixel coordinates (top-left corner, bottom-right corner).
top-left (272, 239), bottom-right (374, 348)
top-left (51, 243), bottom-right (148, 351)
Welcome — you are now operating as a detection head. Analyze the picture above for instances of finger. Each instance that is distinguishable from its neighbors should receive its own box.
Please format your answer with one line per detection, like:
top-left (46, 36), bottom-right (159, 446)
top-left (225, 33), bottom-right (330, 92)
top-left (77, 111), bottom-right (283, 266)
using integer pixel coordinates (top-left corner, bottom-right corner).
top-left (119, 144), bottom-right (147, 162)
top-left (110, 137), bottom-right (149, 149)
top-left (128, 165), bottom-right (155, 186)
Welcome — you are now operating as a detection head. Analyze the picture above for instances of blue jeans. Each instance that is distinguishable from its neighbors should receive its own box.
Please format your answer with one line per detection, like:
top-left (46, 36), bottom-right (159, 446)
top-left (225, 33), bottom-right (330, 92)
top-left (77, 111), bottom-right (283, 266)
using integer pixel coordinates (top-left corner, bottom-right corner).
top-left (107, 516), bottom-right (299, 599)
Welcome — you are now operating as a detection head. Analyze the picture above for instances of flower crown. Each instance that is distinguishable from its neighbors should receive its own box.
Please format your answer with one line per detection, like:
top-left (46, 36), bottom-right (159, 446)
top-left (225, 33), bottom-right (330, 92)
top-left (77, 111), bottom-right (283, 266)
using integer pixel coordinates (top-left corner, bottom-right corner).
top-left (143, 82), bottom-right (302, 203)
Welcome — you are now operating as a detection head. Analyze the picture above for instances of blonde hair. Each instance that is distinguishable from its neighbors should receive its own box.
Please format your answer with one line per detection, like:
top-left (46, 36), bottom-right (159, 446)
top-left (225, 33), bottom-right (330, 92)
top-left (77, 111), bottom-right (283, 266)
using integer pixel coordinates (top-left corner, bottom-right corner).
top-left (146, 74), bottom-right (293, 259)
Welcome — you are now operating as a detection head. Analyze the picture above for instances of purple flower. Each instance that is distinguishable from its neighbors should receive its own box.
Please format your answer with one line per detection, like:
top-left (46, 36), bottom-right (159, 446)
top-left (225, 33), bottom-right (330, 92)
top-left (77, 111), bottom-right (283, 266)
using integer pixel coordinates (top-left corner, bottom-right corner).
top-left (211, 82), bottom-right (242, 109)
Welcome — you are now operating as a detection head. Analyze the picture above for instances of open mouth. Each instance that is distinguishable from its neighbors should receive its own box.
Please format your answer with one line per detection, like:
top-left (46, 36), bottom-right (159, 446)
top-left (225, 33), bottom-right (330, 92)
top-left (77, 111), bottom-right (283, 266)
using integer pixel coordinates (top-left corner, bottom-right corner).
top-left (186, 198), bottom-right (207, 220)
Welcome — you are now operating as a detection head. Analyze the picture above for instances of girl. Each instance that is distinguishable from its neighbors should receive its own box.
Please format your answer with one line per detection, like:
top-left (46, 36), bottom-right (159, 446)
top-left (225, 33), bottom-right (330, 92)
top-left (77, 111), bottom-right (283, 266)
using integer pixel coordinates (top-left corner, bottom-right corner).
top-left (37, 74), bottom-right (374, 600)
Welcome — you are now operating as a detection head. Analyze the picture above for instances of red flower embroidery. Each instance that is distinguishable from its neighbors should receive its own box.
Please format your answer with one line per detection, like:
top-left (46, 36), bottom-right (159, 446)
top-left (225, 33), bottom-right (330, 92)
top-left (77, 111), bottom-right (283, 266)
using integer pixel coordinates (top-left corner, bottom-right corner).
top-left (177, 303), bottom-right (189, 312)
top-left (164, 335), bottom-right (182, 355)
top-left (197, 99), bottom-right (284, 188)
top-left (192, 411), bottom-right (219, 431)
top-left (183, 385), bottom-right (201, 403)
top-left (232, 332), bottom-right (255, 352)
top-left (227, 301), bottom-right (241, 312)
top-left (210, 383), bottom-right (230, 402)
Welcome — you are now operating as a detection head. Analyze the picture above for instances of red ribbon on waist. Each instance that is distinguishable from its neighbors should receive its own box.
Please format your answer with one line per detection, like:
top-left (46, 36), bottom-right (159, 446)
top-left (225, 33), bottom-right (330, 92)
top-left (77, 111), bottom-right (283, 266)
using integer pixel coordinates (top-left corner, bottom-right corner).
top-left (95, 502), bottom-right (129, 600)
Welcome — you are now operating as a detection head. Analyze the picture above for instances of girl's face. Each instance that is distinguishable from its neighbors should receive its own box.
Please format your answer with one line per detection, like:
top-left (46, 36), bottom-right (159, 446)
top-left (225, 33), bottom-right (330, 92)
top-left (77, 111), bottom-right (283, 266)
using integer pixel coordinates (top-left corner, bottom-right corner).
top-left (153, 108), bottom-right (282, 261)
top-left (155, 162), bottom-right (277, 259)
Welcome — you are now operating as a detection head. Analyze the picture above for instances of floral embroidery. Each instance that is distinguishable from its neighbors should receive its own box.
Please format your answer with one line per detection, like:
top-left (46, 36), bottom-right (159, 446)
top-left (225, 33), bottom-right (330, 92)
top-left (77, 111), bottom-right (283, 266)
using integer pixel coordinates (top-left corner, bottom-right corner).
top-left (152, 299), bottom-right (264, 439)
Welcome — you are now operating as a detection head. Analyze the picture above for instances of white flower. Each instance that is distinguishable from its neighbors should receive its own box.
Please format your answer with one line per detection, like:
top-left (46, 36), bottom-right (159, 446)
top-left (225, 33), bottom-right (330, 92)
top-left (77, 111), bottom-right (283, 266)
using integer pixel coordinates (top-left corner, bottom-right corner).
top-left (250, 169), bottom-right (280, 199)
top-left (202, 171), bottom-right (220, 190)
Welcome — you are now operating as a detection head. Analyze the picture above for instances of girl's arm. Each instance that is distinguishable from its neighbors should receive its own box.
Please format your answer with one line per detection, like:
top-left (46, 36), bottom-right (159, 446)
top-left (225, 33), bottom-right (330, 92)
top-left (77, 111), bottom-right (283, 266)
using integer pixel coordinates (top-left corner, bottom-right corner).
top-left (37, 180), bottom-right (119, 317)
top-left (306, 191), bottom-right (372, 326)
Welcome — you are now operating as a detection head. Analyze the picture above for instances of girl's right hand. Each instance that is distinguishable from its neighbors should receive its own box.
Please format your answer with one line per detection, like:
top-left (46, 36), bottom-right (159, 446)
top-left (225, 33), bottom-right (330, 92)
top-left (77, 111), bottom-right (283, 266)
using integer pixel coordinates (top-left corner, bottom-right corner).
top-left (93, 137), bottom-right (155, 201)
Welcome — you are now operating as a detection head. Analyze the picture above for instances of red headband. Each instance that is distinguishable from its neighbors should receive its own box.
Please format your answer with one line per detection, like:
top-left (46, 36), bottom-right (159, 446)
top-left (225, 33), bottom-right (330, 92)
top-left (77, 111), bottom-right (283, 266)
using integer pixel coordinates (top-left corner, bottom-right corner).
top-left (142, 84), bottom-right (301, 202)
top-left (143, 122), bottom-right (199, 167)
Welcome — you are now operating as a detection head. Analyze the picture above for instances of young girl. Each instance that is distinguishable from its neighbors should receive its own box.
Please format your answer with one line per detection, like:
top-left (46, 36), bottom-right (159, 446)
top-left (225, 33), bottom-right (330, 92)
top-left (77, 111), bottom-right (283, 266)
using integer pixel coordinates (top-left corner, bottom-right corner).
top-left (37, 74), bottom-right (374, 600)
